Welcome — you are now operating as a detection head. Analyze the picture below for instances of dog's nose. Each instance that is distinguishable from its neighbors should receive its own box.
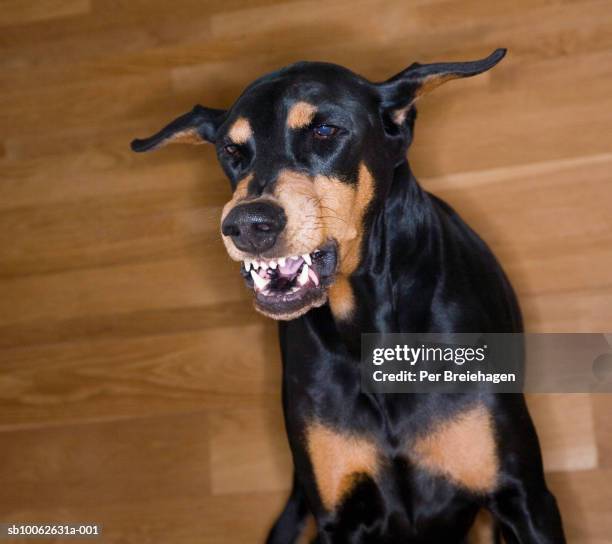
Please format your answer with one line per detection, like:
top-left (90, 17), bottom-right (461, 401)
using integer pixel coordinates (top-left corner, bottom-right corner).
top-left (221, 201), bottom-right (286, 253)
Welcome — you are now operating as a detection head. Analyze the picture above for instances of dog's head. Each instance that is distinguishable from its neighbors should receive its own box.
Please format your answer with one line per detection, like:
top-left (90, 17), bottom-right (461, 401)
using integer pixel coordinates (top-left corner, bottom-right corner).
top-left (132, 49), bottom-right (505, 321)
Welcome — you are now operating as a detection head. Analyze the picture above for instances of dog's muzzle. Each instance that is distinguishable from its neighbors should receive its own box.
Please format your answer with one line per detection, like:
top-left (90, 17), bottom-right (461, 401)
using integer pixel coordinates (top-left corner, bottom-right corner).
top-left (221, 200), bottom-right (286, 254)
top-left (221, 198), bottom-right (338, 320)
top-left (238, 241), bottom-right (338, 320)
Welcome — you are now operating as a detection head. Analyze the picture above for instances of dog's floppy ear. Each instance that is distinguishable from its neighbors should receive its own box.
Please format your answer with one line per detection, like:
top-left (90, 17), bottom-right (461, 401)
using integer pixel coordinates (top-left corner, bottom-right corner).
top-left (131, 105), bottom-right (226, 152)
top-left (377, 48), bottom-right (507, 125)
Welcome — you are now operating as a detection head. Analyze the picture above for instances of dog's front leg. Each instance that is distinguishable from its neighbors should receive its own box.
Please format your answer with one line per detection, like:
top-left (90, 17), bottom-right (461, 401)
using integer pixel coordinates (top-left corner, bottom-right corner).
top-left (486, 396), bottom-right (566, 543)
top-left (489, 482), bottom-right (565, 543)
top-left (266, 471), bottom-right (312, 544)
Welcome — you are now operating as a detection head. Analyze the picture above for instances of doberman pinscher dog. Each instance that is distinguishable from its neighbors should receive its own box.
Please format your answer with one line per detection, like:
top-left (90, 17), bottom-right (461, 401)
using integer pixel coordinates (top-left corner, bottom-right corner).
top-left (132, 49), bottom-right (565, 543)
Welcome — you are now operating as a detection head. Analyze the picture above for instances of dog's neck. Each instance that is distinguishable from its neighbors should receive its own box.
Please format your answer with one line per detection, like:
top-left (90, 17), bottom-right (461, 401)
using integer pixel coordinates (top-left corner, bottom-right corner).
top-left (311, 160), bottom-right (442, 352)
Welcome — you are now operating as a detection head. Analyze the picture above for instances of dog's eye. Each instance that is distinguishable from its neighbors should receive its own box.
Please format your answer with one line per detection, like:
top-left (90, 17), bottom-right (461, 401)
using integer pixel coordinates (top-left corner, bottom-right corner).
top-left (223, 144), bottom-right (241, 156)
top-left (313, 124), bottom-right (339, 139)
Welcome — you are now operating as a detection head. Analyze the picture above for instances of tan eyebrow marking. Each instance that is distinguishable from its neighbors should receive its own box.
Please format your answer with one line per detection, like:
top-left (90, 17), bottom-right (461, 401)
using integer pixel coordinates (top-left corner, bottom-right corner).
top-left (228, 117), bottom-right (252, 144)
top-left (287, 101), bottom-right (317, 129)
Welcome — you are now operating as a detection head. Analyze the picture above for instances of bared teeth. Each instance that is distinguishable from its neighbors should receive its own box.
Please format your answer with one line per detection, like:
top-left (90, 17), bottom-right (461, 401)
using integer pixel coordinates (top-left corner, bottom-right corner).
top-left (245, 251), bottom-right (323, 293)
top-left (250, 270), bottom-right (270, 290)
top-left (308, 267), bottom-right (319, 286)
top-left (298, 264), bottom-right (309, 286)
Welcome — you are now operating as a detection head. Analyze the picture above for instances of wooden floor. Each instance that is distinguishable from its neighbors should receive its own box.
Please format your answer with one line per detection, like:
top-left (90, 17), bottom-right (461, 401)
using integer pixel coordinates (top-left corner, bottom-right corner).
top-left (1, 0), bottom-right (611, 542)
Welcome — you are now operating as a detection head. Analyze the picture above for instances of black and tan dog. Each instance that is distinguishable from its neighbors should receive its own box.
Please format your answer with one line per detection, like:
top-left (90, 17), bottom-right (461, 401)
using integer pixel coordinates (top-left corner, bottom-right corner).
top-left (132, 49), bottom-right (565, 543)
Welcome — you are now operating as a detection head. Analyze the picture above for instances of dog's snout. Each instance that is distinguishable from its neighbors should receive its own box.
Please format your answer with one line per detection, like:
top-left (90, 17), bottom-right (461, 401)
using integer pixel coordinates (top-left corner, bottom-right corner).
top-left (221, 201), bottom-right (286, 253)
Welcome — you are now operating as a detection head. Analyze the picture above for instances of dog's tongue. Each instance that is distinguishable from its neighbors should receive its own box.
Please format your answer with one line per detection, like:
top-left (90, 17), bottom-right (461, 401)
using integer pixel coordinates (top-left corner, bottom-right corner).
top-left (279, 257), bottom-right (303, 277)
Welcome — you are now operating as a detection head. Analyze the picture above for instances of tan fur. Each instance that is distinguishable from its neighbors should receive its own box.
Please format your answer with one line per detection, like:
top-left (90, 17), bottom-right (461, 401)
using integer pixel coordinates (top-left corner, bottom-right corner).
top-left (220, 175), bottom-right (251, 253)
top-left (220, 172), bottom-right (329, 319)
top-left (222, 164), bottom-right (373, 260)
top-left (410, 405), bottom-right (498, 493)
top-left (220, 164), bottom-right (374, 321)
top-left (156, 127), bottom-right (206, 148)
top-left (253, 292), bottom-right (327, 321)
top-left (328, 276), bottom-right (355, 321)
top-left (467, 509), bottom-right (497, 544)
top-left (287, 101), bottom-right (317, 129)
top-left (306, 422), bottom-right (379, 511)
top-left (254, 293), bottom-right (327, 321)
top-left (228, 116), bottom-right (252, 144)
top-left (316, 164), bottom-right (374, 319)
top-left (296, 514), bottom-right (317, 544)
top-left (392, 74), bottom-right (456, 124)
top-left (276, 165), bottom-right (373, 321)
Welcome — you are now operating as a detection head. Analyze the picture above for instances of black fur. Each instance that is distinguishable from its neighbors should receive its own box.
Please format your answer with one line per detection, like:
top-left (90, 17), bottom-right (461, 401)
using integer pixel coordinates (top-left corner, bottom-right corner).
top-left (132, 49), bottom-right (565, 543)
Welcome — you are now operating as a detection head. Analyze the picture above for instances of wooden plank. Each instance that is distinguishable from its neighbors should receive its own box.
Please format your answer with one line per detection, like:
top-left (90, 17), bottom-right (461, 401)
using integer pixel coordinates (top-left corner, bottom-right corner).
top-left (209, 405), bottom-right (292, 496)
top-left (0, 190), bottom-right (227, 277)
top-left (522, 286), bottom-right (612, 333)
top-left (411, 48), bottom-right (612, 176)
top-left (0, 300), bottom-right (260, 349)
top-left (547, 469), bottom-right (612, 544)
top-left (0, 72), bottom-right (173, 137)
top-left (0, 323), bottom-right (280, 429)
top-left (527, 394), bottom-right (597, 473)
top-left (0, 255), bottom-right (247, 327)
top-left (0, 147), bottom-right (224, 206)
top-left (0, 412), bottom-right (210, 510)
top-left (593, 394), bottom-right (612, 468)
top-left (0, 0), bottom-right (91, 27)
top-left (424, 153), bottom-right (612, 298)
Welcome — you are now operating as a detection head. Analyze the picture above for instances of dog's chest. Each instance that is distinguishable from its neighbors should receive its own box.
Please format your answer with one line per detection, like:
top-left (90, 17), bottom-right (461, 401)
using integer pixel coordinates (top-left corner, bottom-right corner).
top-left (303, 404), bottom-right (498, 513)
top-left (281, 322), bottom-right (499, 517)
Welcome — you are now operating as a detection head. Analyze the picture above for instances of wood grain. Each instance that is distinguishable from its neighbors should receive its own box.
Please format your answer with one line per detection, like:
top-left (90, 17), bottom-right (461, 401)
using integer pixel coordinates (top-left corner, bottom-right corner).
top-left (0, 0), bottom-right (611, 542)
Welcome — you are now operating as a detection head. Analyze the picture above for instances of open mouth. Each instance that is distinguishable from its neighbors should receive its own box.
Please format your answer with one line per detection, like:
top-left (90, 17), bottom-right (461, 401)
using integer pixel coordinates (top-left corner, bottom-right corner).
top-left (239, 241), bottom-right (338, 319)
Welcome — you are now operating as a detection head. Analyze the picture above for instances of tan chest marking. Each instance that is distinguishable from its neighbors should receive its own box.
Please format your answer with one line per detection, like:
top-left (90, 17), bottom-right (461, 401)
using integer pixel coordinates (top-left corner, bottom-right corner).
top-left (306, 423), bottom-right (379, 511)
top-left (409, 405), bottom-right (498, 493)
